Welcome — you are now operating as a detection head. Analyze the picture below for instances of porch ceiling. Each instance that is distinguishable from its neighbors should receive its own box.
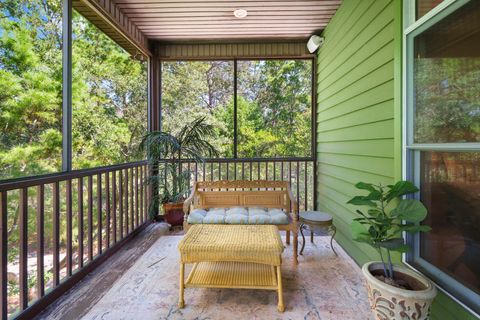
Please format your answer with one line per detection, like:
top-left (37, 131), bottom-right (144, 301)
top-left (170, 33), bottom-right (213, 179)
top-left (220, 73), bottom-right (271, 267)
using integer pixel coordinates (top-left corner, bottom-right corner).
top-left (112, 0), bottom-right (341, 42)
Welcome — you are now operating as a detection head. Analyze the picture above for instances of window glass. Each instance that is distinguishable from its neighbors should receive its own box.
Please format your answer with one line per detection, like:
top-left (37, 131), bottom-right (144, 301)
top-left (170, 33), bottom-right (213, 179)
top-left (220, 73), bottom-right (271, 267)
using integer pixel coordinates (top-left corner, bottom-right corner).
top-left (161, 61), bottom-right (234, 157)
top-left (72, 10), bottom-right (148, 169)
top-left (416, 0), bottom-right (444, 19)
top-left (413, 0), bottom-right (480, 143)
top-left (0, 0), bottom-right (63, 180)
top-left (237, 60), bottom-right (312, 158)
top-left (419, 151), bottom-right (480, 295)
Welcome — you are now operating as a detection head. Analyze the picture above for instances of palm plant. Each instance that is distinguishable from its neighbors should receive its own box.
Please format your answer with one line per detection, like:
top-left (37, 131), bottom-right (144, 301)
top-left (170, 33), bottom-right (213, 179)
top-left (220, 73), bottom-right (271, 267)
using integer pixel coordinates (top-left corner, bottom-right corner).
top-left (141, 117), bottom-right (218, 219)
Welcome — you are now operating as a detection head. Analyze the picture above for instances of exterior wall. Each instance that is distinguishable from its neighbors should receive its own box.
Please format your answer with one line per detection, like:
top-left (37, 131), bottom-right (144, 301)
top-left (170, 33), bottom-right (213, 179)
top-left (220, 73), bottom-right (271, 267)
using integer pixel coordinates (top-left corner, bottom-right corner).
top-left (316, 0), bottom-right (477, 319)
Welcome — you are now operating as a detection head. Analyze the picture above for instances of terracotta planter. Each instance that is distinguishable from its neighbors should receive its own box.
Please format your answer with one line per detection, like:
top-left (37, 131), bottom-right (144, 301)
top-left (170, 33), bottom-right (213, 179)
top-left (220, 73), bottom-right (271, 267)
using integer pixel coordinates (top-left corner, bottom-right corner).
top-left (162, 202), bottom-right (184, 227)
top-left (362, 262), bottom-right (437, 320)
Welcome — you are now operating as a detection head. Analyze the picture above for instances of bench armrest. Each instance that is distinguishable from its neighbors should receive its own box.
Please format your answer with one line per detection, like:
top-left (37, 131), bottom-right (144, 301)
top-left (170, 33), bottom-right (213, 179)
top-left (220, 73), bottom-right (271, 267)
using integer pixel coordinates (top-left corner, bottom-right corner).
top-left (287, 188), bottom-right (298, 222)
top-left (183, 186), bottom-right (196, 215)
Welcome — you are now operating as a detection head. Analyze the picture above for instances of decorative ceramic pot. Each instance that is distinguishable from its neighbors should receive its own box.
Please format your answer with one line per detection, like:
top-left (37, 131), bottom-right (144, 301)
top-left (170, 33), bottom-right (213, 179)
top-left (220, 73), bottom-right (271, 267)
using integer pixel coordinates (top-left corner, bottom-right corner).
top-left (362, 262), bottom-right (437, 320)
top-left (162, 202), bottom-right (184, 226)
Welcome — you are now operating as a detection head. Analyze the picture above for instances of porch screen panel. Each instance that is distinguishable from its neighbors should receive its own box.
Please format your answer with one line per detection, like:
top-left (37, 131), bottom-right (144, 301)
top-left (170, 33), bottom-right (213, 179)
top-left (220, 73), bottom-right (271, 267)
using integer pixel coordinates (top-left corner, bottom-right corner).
top-left (407, 0), bottom-right (480, 314)
top-left (71, 10), bottom-right (148, 169)
top-left (161, 61), bottom-right (234, 157)
top-left (0, 1), bottom-right (63, 180)
top-left (236, 60), bottom-right (312, 158)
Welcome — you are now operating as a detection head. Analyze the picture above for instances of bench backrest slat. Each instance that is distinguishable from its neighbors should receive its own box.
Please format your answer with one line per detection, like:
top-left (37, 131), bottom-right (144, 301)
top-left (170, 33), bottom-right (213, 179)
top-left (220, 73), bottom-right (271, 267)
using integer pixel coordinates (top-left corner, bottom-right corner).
top-left (192, 180), bottom-right (291, 212)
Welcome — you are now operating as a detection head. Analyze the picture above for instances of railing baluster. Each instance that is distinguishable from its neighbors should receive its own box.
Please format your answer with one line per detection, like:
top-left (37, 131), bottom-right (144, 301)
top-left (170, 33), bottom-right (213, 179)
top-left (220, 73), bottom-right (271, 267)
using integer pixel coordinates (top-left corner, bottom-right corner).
top-left (87, 176), bottom-right (93, 261)
top-left (281, 161), bottom-right (284, 181)
top-left (265, 161), bottom-right (268, 180)
top-left (119, 170), bottom-right (124, 239)
top-left (202, 162), bottom-right (206, 181)
top-left (195, 162), bottom-right (198, 182)
top-left (66, 180), bottom-right (73, 277)
top-left (135, 167), bottom-right (139, 228)
top-left (273, 161), bottom-right (276, 181)
top-left (97, 174), bottom-right (102, 255)
top-left (210, 162), bottom-right (213, 181)
top-left (242, 162), bottom-right (245, 180)
top-left (234, 162), bottom-right (237, 180)
top-left (218, 161), bottom-right (222, 180)
top-left (304, 161), bottom-right (308, 211)
top-left (130, 168), bottom-right (134, 231)
top-left (53, 182), bottom-right (60, 286)
top-left (77, 178), bottom-right (83, 269)
top-left (36, 185), bottom-right (45, 298)
top-left (106, 172), bottom-right (110, 248)
top-left (249, 162), bottom-right (253, 180)
top-left (0, 192), bottom-right (7, 320)
top-left (19, 187), bottom-right (28, 310)
top-left (139, 166), bottom-right (143, 225)
top-left (257, 162), bottom-right (261, 180)
top-left (143, 166), bottom-right (148, 222)
top-left (296, 161), bottom-right (300, 210)
top-left (112, 171), bottom-right (117, 243)
top-left (125, 169), bottom-right (129, 235)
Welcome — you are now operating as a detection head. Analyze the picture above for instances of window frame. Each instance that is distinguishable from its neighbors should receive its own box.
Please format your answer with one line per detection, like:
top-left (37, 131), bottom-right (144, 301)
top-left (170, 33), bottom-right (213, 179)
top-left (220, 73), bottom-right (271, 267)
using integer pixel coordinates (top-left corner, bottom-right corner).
top-left (159, 57), bottom-right (316, 160)
top-left (403, 0), bottom-right (480, 316)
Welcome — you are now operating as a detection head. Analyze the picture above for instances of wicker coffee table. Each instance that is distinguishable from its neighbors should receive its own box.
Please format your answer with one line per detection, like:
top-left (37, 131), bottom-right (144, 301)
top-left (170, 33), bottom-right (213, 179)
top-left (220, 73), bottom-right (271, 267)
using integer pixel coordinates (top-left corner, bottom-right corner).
top-left (178, 224), bottom-right (285, 311)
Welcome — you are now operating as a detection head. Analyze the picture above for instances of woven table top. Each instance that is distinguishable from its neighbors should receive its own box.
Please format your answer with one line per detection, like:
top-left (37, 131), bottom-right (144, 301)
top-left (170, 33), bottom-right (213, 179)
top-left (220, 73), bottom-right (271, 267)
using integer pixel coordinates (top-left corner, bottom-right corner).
top-left (178, 225), bottom-right (284, 266)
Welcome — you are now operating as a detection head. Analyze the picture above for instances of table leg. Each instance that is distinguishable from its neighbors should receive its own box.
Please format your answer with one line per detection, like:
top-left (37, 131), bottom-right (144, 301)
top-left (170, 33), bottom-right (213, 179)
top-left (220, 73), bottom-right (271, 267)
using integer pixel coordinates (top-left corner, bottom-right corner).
top-left (310, 230), bottom-right (314, 243)
top-left (276, 266), bottom-right (285, 312)
top-left (300, 224), bottom-right (306, 255)
top-left (330, 225), bottom-right (338, 256)
top-left (286, 230), bottom-right (290, 245)
top-left (178, 263), bottom-right (185, 308)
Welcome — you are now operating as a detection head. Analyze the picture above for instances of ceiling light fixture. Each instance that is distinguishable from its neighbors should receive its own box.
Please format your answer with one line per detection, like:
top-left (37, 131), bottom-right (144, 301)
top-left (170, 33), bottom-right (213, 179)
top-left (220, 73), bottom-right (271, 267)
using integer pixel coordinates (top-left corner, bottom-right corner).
top-left (233, 9), bottom-right (248, 18)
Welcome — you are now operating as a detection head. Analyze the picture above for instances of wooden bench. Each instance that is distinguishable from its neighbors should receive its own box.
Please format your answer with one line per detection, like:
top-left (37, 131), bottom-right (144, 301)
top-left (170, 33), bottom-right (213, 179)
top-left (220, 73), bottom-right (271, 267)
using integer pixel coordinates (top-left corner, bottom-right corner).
top-left (183, 180), bottom-right (299, 264)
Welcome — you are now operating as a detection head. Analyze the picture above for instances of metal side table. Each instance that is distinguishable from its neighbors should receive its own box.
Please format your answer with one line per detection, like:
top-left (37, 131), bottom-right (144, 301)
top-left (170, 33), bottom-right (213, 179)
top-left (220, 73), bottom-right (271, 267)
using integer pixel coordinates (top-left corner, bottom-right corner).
top-left (299, 211), bottom-right (337, 256)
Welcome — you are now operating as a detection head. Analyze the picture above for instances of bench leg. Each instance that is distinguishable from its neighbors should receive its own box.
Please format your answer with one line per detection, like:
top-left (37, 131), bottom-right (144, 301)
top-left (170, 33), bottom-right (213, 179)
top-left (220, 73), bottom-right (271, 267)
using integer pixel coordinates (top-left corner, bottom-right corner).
top-left (276, 266), bottom-right (285, 312)
top-left (286, 230), bottom-right (290, 245)
top-left (293, 231), bottom-right (298, 264)
top-left (178, 263), bottom-right (185, 308)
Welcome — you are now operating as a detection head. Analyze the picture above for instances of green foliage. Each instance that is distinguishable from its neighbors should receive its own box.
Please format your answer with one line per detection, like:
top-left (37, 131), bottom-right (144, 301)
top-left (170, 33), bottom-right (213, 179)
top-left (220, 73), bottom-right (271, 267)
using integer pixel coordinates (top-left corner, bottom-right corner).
top-left (141, 117), bottom-right (219, 219)
top-left (347, 181), bottom-right (431, 280)
top-left (161, 60), bottom-right (312, 158)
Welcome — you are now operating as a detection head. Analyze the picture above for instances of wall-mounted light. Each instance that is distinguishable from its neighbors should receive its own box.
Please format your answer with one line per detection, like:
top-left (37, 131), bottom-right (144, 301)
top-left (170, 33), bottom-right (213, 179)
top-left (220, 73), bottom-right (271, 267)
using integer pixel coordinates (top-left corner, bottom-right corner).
top-left (307, 35), bottom-right (325, 53)
top-left (233, 9), bottom-right (248, 19)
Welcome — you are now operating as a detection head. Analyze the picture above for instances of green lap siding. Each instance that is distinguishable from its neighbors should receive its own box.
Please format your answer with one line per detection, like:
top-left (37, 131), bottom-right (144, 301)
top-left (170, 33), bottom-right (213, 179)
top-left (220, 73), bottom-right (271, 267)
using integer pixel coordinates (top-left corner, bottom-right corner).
top-left (316, 0), bottom-right (478, 319)
top-left (316, 0), bottom-right (396, 264)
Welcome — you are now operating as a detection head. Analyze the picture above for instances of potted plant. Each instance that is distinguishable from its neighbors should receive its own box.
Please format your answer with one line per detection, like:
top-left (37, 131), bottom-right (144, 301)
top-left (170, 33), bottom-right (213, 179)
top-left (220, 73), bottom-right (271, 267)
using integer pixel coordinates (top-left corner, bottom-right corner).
top-left (347, 181), bottom-right (437, 320)
top-left (141, 117), bottom-right (218, 226)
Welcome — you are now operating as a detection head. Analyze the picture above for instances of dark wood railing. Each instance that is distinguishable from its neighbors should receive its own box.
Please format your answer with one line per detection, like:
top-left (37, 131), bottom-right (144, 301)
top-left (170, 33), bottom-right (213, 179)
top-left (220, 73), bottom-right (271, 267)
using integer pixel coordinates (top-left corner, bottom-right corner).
top-left (180, 158), bottom-right (316, 211)
top-left (0, 161), bottom-right (150, 320)
top-left (0, 157), bottom-right (314, 319)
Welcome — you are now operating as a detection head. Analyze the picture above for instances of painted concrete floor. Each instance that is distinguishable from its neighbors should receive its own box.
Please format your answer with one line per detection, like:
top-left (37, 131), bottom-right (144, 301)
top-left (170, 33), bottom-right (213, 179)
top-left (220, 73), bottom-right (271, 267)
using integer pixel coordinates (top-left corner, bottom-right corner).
top-left (36, 223), bottom-right (374, 320)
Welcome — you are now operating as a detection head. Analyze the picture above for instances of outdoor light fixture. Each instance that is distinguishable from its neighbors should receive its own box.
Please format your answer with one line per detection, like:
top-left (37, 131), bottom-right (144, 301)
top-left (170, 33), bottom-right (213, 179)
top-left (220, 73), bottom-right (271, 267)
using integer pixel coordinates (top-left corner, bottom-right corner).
top-left (307, 35), bottom-right (325, 53)
top-left (233, 9), bottom-right (248, 18)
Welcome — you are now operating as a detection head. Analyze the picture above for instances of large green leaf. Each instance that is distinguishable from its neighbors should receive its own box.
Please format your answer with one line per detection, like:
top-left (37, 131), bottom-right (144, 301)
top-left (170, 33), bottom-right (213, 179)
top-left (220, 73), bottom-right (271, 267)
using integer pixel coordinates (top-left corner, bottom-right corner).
top-left (354, 182), bottom-right (376, 192)
top-left (347, 196), bottom-right (376, 207)
top-left (391, 199), bottom-right (427, 222)
top-left (386, 181), bottom-right (419, 202)
top-left (398, 224), bottom-right (432, 233)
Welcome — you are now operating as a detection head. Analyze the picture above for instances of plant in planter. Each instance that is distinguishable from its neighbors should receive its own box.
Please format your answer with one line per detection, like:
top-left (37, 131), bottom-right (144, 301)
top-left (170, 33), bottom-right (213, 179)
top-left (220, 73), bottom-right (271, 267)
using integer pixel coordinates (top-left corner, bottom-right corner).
top-left (141, 117), bottom-right (218, 225)
top-left (347, 181), bottom-right (437, 320)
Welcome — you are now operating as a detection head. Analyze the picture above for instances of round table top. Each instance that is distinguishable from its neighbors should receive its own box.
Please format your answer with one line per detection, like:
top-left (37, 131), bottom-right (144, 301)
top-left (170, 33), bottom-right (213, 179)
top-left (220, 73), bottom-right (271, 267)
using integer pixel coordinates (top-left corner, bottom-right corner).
top-left (299, 211), bottom-right (333, 224)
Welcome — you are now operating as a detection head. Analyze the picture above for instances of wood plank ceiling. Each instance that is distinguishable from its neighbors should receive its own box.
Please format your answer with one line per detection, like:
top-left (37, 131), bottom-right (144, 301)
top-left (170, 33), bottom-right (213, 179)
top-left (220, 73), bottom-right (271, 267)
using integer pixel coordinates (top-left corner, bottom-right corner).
top-left (112, 0), bottom-right (342, 42)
